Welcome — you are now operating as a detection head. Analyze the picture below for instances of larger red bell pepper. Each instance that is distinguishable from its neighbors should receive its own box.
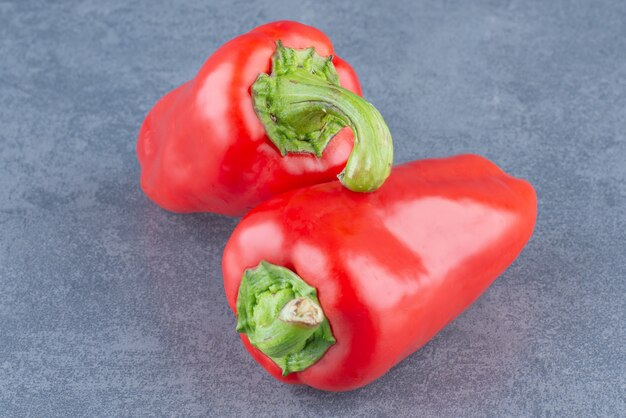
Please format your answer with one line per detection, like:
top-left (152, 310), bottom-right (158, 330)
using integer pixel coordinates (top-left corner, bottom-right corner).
top-left (222, 154), bottom-right (537, 391)
top-left (137, 21), bottom-right (393, 216)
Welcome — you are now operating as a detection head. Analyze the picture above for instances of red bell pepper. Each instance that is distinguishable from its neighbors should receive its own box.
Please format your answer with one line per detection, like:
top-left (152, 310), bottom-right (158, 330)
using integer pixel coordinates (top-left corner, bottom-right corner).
top-left (222, 155), bottom-right (537, 391)
top-left (137, 21), bottom-right (393, 216)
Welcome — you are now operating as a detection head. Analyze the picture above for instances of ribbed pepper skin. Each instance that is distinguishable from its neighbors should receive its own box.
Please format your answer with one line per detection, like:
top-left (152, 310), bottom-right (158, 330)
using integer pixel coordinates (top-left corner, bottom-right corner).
top-left (223, 155), bottom-right (537, 391)
top-left (137, 21), bottom-right (361, 216)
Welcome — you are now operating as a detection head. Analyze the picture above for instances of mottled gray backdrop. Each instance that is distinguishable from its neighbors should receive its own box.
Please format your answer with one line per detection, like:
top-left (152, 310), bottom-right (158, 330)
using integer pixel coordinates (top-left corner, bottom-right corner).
top-left (1, 0), bottom-right (625, 416)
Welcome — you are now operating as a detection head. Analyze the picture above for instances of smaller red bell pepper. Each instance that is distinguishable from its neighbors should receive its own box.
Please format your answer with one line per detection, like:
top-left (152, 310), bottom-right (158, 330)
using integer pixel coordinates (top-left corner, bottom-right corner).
top-left (137, 21), bottom-right (393, 216)
top-left (223, 155), bottom-right (537, 391)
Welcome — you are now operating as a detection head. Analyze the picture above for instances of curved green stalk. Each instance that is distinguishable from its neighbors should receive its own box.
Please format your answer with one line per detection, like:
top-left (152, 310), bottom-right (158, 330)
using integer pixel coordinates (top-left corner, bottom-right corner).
top-left (252, 42), bottom-right (393, 192)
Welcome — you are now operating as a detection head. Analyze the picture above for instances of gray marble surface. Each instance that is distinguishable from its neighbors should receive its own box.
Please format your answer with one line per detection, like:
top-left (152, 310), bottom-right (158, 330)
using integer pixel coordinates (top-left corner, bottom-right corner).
top-left (1, 0), bottom-right (625, 416)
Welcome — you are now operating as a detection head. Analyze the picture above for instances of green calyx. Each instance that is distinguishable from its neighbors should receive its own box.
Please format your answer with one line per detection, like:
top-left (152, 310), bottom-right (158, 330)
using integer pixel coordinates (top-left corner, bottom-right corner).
top-left (252, 41), bottom-right (393, 192)
top-left (235, 261), bottom-right (335, 376)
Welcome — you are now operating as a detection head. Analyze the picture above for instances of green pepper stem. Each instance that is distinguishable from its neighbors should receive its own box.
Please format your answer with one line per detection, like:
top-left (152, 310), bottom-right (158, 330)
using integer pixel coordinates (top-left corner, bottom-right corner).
top-left (236, 261), bottom-right (335, 375)
top-left (252, 42), bottom-right (393, 192)
top-left (253, 297), bottom-right (323, 358)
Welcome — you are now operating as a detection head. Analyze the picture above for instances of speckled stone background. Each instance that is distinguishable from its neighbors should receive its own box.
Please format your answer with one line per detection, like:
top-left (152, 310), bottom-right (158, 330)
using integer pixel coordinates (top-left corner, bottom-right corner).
top-left (1, 0), bottom-right (625, 416)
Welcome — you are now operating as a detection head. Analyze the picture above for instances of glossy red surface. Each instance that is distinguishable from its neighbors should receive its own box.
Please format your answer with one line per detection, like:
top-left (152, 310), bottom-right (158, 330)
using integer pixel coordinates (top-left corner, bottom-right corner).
top-left (136, 21), bottom-right (361, 216)
top-left (222, 155), bottom-right (537, 391)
